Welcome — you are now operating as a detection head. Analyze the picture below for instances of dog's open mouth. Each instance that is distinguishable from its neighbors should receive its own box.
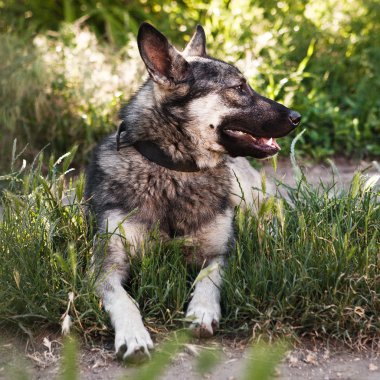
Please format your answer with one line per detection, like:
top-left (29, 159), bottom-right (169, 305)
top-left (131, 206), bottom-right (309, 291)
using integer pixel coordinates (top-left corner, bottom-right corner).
top-left (223, 128), bottom-right (281, 155)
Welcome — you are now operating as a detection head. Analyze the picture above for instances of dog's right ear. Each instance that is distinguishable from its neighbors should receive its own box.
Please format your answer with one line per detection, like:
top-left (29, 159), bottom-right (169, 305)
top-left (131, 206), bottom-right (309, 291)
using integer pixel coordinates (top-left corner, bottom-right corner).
top-left (183, 25), bottom-right (207, 57)
top-left (137, 22), bottom-right (191, 87)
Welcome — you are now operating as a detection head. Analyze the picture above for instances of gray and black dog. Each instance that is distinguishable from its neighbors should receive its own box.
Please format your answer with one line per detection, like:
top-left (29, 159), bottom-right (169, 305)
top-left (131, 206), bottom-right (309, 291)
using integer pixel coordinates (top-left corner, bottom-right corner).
top-left (85, 22), bottom-right (301, 360)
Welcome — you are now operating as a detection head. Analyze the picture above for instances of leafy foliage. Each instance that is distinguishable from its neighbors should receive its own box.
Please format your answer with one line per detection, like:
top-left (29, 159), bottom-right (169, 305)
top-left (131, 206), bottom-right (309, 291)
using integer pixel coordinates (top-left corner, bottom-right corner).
top-left (0, 0), bottom-right (379, 172)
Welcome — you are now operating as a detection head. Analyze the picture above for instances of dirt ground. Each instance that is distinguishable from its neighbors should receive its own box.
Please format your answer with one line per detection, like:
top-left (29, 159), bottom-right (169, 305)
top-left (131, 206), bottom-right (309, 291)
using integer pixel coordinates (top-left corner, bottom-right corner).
top-left (1, 158), bottom-right (379, 380)
top-left (1, 335), bottom-right (380, 380)
top-left (262, 156), bottom-right (378, 188)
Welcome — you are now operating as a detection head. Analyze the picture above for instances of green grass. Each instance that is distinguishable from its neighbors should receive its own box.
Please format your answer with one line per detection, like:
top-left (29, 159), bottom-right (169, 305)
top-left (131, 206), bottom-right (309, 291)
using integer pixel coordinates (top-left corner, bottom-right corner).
top-left (223, 181), bottom-right (380, 341)
top-left (0, 141), bottom-right (379, 346)
top-left (1, 0), bottom-right (380, 170)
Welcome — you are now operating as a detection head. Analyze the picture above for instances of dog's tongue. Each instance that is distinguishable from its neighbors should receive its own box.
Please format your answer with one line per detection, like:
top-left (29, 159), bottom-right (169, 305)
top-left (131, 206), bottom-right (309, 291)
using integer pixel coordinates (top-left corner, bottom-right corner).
top-left (258, 137), bottom-right (281, 150)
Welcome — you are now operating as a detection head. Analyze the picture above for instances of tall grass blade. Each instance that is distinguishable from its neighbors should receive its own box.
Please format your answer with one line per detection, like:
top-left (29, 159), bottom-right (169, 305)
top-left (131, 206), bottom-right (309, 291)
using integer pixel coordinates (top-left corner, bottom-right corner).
top-left (126, 331), bottom-right (189, 380)
top-left (60, 335), bottom-right (78, 380)
top-left (195, 348), bottom-right (221, 375)
top-left (290, 129), bottom-right (306, 183)
top-left (242, 342), bottom-right (287, 380)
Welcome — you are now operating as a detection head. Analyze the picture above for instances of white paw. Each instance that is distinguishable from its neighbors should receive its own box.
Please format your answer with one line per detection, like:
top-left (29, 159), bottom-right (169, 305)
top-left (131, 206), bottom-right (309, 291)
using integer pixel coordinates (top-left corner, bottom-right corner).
top-left (186, 300), bottom-right (221, 338)
top-left (115, 320), bottom-right (154, 361)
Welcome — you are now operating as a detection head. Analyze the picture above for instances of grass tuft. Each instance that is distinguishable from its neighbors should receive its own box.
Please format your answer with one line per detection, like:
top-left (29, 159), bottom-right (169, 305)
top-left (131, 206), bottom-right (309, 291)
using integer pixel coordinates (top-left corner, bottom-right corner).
top-left (0, 145), bottom-right (379, 346)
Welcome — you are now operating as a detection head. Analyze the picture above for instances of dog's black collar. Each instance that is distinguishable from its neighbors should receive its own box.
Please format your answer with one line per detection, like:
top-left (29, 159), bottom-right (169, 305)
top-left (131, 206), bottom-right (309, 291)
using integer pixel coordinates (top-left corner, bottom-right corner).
top-left (133, 141), bottom-right (200, 172)
top-left (116, 121), bottom-right (200, 172)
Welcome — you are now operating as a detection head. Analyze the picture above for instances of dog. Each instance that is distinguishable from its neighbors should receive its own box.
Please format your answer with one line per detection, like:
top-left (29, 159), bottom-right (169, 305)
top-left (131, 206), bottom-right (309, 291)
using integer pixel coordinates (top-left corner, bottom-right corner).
top-left (85, 22), bottom-right (301, 360)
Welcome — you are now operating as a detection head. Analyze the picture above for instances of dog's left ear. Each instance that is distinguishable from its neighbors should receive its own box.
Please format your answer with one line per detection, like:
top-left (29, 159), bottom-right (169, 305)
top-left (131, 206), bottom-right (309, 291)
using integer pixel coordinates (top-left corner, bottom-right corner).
top-left (137, 22), bottom-right (191, 87)
top-left (183, 25), bottom-right (207, 57)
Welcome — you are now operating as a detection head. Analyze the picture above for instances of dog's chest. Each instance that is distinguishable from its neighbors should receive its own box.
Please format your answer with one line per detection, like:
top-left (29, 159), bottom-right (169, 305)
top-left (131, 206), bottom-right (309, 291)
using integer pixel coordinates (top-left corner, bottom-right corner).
top-left (129, 166), bottom-right (232, 236)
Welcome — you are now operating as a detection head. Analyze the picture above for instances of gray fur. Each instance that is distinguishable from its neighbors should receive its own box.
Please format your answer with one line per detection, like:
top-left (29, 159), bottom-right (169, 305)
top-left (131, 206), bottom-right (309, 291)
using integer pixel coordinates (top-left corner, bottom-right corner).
top-left (85, 22), bottom-right (300, 360)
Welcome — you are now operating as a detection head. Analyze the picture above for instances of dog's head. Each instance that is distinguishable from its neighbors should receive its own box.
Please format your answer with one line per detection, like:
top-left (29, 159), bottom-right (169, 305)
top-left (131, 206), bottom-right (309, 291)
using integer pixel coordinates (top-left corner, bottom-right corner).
top-left (137, 23), bottom-right (301, 161)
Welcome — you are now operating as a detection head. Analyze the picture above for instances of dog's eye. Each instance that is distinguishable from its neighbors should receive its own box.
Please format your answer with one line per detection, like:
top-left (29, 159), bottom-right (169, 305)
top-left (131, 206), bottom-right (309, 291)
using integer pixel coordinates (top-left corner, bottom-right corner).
top-left (234, 83), bottom-right (251, 96)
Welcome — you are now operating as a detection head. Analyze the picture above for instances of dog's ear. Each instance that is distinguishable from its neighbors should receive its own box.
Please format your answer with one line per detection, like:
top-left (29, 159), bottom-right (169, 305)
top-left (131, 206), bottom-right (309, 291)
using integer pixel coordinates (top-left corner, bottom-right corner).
top-left (183, 25), bottom-right (207, 57)
top-left (137, 22), bottom-right (191, 87)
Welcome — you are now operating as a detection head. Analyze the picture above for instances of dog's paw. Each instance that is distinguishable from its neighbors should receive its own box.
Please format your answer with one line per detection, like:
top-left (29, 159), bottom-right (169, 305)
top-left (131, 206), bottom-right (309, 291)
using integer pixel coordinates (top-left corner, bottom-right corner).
top-left (115, 321), bottom-right (154, 362)
top-left (186, 301), bottom-right (221, 338)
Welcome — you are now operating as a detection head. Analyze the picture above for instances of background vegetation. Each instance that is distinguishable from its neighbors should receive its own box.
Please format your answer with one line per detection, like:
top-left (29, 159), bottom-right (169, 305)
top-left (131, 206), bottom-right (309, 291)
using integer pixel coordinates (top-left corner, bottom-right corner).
top-left (1, 0), bottom-right (380, 173)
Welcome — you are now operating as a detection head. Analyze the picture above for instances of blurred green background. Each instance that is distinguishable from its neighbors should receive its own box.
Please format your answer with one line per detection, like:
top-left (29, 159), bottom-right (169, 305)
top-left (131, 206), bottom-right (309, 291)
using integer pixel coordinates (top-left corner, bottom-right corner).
top-left (1, 0), bottom-right (379, 172)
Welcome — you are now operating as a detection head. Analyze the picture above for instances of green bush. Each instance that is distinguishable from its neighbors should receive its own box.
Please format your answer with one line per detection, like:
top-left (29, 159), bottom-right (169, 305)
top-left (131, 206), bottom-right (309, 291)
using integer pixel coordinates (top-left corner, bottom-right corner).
top-left (0, 0), bottom-right (379, 168)
top-left (0, 28), bottom-right (144, 172)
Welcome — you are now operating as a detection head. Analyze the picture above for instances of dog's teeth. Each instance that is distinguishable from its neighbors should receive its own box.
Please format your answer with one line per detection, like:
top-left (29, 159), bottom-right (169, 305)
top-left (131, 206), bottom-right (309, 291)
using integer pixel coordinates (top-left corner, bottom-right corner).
top-left (266, 138), bottom-right (273, 146)
top-left (227, 130), bottom-right (247, 136)
top-left (226, 130), bottom-right (259, 142)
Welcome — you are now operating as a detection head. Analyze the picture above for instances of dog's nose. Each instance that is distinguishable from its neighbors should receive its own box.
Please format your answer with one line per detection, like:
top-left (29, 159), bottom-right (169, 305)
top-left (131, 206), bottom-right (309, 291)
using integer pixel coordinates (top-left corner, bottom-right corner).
top-left (289, 110), bottom-right (301, 127)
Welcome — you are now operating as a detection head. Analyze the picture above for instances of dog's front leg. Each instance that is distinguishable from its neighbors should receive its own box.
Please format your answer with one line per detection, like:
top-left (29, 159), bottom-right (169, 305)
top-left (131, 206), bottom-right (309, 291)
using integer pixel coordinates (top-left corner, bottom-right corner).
top-left (95, 213), bottom-right (153, 360)
top-left (186, 256), bottom-right (224, 337)
top-left (99, 271), bottom-right (154, 360)
top-left (186, 210), bottom-right (234, 337)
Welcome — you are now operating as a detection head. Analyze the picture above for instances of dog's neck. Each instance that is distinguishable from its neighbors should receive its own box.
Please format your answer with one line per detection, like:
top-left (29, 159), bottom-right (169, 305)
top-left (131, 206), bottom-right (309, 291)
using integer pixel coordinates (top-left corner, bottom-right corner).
top-left (133, 140), bottom-right (201, 172)
top-left (117, 122), bottom-right (223, 172)
top-left (118, 83), bottom-right (226, 170)
top-left (118, 131), bottom-right (224, 172)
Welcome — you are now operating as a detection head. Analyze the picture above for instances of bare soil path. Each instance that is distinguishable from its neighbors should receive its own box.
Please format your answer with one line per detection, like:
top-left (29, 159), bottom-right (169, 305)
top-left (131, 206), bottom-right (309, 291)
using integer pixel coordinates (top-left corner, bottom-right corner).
top-left (1, 335), bottom-right (380, 380)
top-left (262, 156), bottom-right (378, 188)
